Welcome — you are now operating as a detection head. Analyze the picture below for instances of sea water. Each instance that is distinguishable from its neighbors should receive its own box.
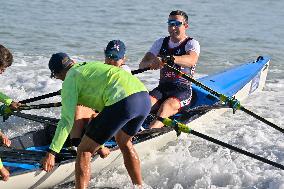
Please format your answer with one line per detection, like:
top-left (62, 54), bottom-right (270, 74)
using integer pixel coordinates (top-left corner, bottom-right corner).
top-left (1, 0), bottom-right (284, 188)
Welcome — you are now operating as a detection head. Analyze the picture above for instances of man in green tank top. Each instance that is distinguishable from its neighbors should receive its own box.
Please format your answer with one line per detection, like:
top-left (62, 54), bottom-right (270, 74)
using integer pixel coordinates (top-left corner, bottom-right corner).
top-left (42, 53), bottom-right (151, 188)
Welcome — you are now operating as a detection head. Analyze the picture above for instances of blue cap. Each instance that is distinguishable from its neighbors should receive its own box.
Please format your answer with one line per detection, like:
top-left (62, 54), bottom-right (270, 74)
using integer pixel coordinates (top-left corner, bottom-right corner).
top-left (104, 40), bottom-right (126, 61)
top-left (49, 52), bottom-right (72, 77)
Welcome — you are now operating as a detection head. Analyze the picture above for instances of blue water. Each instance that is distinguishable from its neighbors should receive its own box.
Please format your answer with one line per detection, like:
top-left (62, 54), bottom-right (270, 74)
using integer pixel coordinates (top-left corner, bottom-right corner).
top-left (1, 0), bottom-right (283, 73)
top-left (1, 0), bottom-right (284, 188)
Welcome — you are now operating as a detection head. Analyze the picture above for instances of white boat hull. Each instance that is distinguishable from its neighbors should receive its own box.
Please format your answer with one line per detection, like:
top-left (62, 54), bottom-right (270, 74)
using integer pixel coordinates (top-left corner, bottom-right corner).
top-left (0, 58), bottom-right (270, 188)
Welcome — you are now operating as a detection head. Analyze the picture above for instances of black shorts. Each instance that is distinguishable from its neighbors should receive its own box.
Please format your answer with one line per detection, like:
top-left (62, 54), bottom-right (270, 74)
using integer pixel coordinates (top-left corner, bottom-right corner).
top-left (85, 91), bottom-right (151, 145)
top-left (149, 83), bottom-right (192, 111)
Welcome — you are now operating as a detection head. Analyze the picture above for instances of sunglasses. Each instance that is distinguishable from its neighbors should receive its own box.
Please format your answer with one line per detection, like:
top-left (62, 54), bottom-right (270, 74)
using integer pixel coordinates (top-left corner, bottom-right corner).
top-left (167, 20), bottom-right (184, 27)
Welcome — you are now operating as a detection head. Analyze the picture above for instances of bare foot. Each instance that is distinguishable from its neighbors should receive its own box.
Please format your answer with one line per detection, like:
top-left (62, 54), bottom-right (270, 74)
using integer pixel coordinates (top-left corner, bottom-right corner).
top-left (0, 167), bottom-right (10, 181)
top-left (97, 147), bottom-right (110, 158)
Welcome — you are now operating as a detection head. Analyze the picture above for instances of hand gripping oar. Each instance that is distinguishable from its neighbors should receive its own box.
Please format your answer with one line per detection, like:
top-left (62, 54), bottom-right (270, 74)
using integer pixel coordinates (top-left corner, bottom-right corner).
top-left (163, 57), bottom-right (283, 134)
top-left (1, 91), bottom-right (61, 121)
top-left (1, 102), bottom-right (62, 122)
top-left (157, 116), bottom-right (284, 170)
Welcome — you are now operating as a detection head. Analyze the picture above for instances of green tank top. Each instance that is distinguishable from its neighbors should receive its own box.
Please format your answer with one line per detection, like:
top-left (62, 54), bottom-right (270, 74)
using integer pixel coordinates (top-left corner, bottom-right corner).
top-left (50, 61), bottom-right (148, 153)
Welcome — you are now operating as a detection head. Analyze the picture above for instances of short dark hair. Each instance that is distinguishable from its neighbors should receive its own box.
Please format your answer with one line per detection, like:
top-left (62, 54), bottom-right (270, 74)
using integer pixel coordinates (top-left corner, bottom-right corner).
top-left (169, 10), bottom-right (188, 24)
top-left (0, 44), bottom-right (13, 67)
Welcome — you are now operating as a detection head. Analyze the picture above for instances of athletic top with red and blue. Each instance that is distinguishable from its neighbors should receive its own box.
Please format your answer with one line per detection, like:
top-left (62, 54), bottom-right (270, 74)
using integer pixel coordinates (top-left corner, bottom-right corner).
top-left (149, 36), bottom-right (200, 88)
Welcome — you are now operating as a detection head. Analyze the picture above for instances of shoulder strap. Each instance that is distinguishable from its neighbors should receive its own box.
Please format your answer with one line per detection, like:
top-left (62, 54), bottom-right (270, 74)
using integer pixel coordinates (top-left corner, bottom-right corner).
top-left (159, 36), bottom-right (171, 56)
top-left (178, 37), bottom-right (193, 52)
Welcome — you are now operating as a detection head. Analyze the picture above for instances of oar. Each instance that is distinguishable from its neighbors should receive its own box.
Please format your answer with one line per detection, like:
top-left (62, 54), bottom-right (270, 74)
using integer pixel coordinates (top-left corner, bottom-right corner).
top-left (2, 103), bottom-right (61, 122)
top-left (157, 116), bottom-right (284, 170)
top-left (19, 90), bottom-right (61, 104)
top-left (131, 67), bottom-right (151, 75)
top-left (164, 61), bottom-right (283, 133)
top-left (185, 104), bottom-right (228, 113)
top-left (5, 67), bottom-right (150, 122)
top-left (17, 67), bottom-right (149, 105)
top-left (18, 102), bottom-right (62, 111)
top-left (0, 149), bottom-right (46, 164)
top-left (0, 148), bottom-right (76, 164)
top-left (12, 112), bottom-right (59, 125)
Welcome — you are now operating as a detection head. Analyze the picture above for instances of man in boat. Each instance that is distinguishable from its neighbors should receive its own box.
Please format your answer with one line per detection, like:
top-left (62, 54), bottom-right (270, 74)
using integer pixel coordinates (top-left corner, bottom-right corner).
top-left (139, 10), bottom-right (200, 128)
top-left (42, 52), bottom-right (151, 188)
top-left (70, 40), bottom-right (131, 157)
top-left (104, 40), bottom-right (131, 73)
top-left (0, 44), bottom-right (22, 181)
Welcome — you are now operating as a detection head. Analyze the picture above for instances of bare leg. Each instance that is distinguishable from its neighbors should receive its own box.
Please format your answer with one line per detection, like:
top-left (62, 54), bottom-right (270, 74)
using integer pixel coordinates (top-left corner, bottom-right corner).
top-left (0, 166), bottom-right (10, 181)
top-left (75, 135), bottom-right (100, 189)
top-left (115, 130), bottom-right (142, 186)
top-left (71, 105), bottom-right (98, 139)
top-left (150, 97), bottom-right (180, 129)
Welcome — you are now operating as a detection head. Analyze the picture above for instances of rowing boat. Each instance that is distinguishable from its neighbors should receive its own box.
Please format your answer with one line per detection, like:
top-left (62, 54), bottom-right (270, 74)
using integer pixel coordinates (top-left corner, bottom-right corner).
top-left (0, 56), bottom-right (270, 188)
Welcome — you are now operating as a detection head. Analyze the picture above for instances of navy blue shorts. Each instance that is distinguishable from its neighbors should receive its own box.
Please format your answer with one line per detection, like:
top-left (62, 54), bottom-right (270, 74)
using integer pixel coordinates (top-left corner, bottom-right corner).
top-left (85, 91), bottom-right (151, 145)
top-left (149, 83), bottom-right (192, 111)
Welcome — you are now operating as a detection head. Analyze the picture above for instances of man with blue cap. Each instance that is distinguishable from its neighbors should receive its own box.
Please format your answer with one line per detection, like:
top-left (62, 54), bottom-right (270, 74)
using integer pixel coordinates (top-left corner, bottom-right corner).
top-left (42, 50), bottom-right (151, 188)
top-left (70, 40), bottom-right (132, 153)
top-left (104, 39), bottom-right (131, 72)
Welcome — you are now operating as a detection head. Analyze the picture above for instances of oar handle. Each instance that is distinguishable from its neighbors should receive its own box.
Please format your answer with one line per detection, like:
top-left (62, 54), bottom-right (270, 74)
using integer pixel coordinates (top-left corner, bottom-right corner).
top-left (131, 67), bottom-right (151, 75)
